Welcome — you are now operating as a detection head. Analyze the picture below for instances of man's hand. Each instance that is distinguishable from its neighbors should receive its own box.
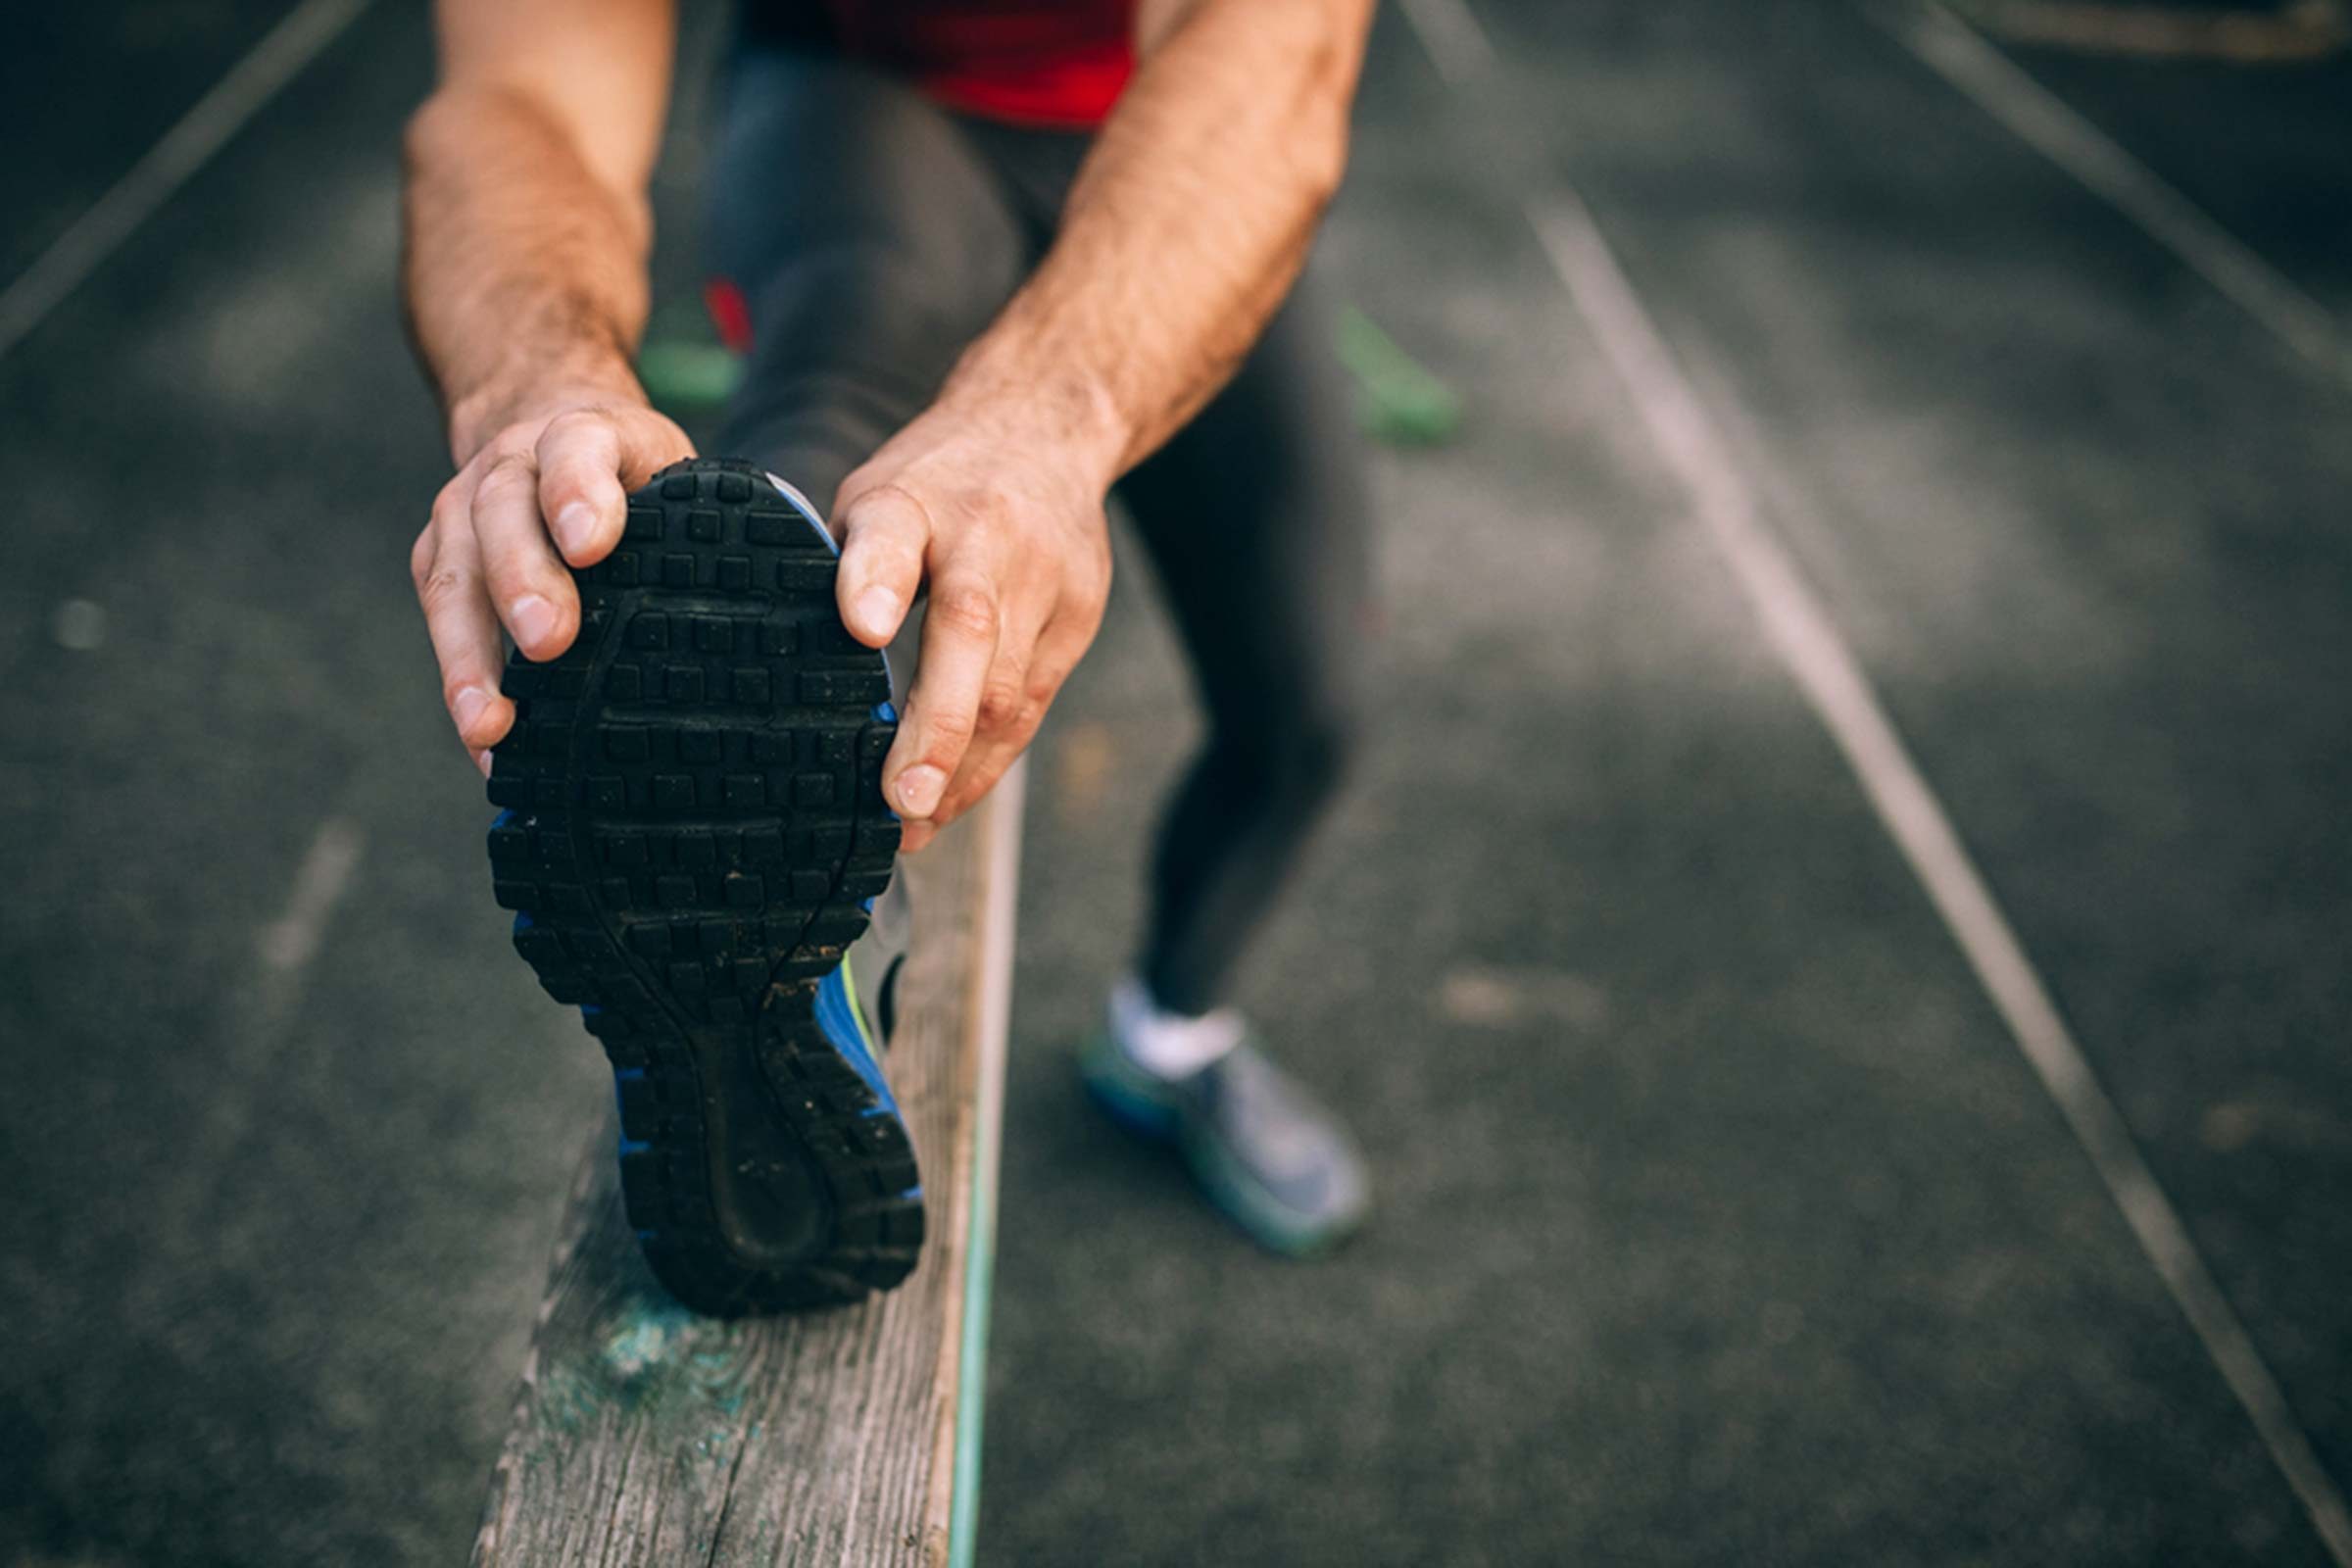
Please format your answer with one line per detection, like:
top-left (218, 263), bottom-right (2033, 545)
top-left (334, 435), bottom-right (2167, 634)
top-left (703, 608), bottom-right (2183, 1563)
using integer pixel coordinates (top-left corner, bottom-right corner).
top-left (402, 0), bottom-right (680, 774)
top-left (412, 395), bottom-right (692, 771)
top-left (808, 0), bottom-right (1369, 848)
top-left (831, 391), bottom-right (1119, 853)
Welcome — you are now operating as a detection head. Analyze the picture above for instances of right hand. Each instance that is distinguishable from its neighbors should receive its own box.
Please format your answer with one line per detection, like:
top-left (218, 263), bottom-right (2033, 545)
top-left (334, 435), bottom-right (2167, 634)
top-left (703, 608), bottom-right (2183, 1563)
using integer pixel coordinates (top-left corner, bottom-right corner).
top-left (412, 397), bottom-right (693, 773)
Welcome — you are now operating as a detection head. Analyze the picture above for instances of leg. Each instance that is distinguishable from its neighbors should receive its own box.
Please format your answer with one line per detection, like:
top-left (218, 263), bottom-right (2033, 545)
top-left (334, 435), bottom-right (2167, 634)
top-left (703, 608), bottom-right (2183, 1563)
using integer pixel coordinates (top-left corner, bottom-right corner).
top-left (1117, 269), bottom-right (1375, 1016)
top-left (498, 48), bottom-right (1033, 1315)
top-left (1082, 280), bottom-right (1376, 1251)
top-left (704, 45), bottom-right (1032, 512)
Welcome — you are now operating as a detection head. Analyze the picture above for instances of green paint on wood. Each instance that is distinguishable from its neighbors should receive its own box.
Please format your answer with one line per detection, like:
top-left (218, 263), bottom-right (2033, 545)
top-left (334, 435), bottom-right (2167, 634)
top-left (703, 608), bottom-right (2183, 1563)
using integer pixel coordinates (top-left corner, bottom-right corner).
top-left (603, 1301), bottom-right (697, 1380)
top-left (515, 1275), bottom-right (760, 1470)
top-left (947, 1042), bottom-right (1002, 1568)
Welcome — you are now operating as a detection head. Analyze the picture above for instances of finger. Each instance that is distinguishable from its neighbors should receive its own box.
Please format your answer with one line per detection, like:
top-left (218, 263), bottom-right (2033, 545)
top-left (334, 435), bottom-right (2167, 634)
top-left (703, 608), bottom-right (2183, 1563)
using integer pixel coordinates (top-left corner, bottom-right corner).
top-left (921, 727), bottom-right (1022, 846)
top-left (834, 483), bottom-right (930, 648)
top-left (612, 408), bottom-right (695, 489)
top-left (886, 569), bottom-right (1000, 823)
top-left (414, 507), bottom-right (514, 752)
top-left (471, 450), bottom-right (580, 662)
top-left (924, 586), bottom-right (1050, 811)
top-left (928, 606), bottom-right (1087, 830)
top-left (537, 412), bottom-right (628, 565)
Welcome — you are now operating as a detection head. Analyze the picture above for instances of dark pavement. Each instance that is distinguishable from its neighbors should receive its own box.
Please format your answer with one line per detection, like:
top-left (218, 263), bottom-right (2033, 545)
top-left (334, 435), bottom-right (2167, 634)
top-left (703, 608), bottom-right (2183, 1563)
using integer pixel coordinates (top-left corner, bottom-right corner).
top-left (2, 3), bottom-right (2345, 1564)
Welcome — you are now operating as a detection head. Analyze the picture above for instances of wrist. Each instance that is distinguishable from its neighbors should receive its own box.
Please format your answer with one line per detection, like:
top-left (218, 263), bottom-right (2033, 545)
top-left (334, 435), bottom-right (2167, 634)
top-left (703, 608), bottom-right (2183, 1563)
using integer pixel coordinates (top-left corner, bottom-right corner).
top-left (446, 350), bottom-right (647, 465)
top-left (934, 342), bottom-right (1132, 493)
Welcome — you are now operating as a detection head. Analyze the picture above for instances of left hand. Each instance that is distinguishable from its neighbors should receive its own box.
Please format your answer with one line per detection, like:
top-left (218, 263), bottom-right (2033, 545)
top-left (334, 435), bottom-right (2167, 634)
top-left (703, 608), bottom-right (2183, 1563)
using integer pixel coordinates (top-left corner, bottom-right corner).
top-left (830, 394), bottom-right (1118, 852)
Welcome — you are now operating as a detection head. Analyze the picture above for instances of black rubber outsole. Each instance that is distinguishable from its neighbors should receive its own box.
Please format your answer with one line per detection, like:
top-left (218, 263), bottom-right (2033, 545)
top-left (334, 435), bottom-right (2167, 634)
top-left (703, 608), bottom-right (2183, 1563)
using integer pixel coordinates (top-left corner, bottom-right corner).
top-left (483, 458), bottom-right (918, 1316)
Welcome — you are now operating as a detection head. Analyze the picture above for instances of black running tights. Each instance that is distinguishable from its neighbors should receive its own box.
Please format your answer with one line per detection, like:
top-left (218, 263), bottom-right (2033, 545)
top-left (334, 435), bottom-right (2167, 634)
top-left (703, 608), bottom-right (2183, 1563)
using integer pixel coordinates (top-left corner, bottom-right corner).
top-left (706, 41), bottom-right (1371, 1016)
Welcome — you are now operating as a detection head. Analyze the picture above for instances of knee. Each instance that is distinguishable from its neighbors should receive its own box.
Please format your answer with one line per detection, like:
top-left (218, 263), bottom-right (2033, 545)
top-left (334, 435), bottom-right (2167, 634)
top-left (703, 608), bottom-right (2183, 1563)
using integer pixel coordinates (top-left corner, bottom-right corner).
top-left (1290, 709), bottom-right (1357, 801)
top-left (1210, 701), bottom-right (1359, 811)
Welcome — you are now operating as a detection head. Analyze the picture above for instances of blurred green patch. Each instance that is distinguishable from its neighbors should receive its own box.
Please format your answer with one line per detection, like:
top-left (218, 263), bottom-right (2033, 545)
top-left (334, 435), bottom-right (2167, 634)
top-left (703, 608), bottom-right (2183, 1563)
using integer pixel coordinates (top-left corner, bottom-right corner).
top-left (641, 296), bottom-right (1463, 446)
top-left (1336, 305), bottom-right (1461, 447)
top-left (638, 343), bottom-right (744, 415)
top-left (637, 298), bottom-right (745, 416)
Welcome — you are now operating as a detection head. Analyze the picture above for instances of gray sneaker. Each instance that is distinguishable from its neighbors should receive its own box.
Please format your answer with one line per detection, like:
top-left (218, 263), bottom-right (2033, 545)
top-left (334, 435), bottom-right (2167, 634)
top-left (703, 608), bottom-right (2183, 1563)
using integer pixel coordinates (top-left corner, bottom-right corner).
top-left (1081, 1027), bottom-right (1370, 1255)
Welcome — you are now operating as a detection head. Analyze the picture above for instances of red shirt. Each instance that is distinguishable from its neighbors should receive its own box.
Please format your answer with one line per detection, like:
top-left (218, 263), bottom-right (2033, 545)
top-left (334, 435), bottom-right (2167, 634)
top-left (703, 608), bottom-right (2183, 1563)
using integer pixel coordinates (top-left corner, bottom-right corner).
top-left (817, 0), bottom-right (1138, 128)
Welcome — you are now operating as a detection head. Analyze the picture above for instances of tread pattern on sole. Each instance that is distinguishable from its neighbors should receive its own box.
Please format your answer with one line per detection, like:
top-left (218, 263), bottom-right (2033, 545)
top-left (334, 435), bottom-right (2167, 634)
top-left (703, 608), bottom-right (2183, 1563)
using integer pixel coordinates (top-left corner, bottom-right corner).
top-left (483, 458), bottom-right (917, 1315)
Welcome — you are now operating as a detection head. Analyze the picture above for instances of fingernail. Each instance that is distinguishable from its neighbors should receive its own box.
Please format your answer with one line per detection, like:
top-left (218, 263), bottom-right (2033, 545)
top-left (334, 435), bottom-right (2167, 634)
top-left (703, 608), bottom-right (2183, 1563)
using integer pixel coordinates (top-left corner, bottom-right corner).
top-left (510, 594), bottom-right (558, 649)
top-left (453, 686), bottom-right (490, 735)
top-left (554, 504), bottom-right (597, 558)
top-left (895, 764), bottom-right (946, 817)
top-left (475, 749), bottom-right (494, 779)
top-left (854, 586), bottom-right (902, 638)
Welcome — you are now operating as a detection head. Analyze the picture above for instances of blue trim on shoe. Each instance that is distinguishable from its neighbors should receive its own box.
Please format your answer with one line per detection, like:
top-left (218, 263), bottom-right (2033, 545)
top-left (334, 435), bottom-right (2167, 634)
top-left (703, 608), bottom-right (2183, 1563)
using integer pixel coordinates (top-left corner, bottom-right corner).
top-left (816, 964), bottom-right (899, 1111)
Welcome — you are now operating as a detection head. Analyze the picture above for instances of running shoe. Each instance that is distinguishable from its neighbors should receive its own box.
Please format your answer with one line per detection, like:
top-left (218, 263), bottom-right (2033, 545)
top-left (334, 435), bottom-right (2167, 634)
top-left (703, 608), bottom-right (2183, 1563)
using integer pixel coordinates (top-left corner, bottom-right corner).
top-left (1081, 1019), bottom-right (1370, 1256)
top-left (485, 457), bottom-right (916, 1315)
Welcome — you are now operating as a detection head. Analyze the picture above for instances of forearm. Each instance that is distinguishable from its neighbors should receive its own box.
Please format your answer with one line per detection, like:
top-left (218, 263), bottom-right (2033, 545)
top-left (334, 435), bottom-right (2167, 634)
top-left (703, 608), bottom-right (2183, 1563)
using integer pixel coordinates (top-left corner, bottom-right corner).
top-left (401, 84), bottom-right (655, 464)
top-left (938, 0), bottom-right (1374, 484)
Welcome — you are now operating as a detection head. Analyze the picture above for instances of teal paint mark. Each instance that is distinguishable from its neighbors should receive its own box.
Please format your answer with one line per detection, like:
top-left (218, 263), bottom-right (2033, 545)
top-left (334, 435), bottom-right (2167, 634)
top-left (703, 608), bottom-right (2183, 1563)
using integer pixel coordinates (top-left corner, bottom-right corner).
top-left (947, 1076), bottom-right (1004, 1568)
top-left (603, 1299), bottom-right (699, 1381)
top-left (1336, 305), bottom-right (1463, 447)
top-left (523, 1289), bottom-right (745, 1458)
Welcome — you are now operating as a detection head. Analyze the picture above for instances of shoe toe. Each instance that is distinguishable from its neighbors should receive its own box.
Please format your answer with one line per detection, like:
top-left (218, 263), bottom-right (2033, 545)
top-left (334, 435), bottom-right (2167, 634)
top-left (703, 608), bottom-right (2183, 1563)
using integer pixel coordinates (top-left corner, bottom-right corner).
top-left (1180, 1048), bottom-right (1369, 1254)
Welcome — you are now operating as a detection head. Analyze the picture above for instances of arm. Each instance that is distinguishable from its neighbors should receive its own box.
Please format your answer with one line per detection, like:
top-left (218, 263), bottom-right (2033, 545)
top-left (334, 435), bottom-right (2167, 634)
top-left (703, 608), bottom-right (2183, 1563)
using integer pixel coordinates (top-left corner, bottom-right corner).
top-left (838, 0), bottom-right (1377, 849)
top-left (402, 0), bottom-right (687, 768)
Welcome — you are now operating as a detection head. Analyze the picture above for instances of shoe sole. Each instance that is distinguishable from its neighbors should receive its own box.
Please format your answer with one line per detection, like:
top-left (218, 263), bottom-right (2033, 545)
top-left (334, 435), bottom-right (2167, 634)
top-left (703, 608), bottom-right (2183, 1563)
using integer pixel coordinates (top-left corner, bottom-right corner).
top-left (484, 457), bottom-right (919, 1315)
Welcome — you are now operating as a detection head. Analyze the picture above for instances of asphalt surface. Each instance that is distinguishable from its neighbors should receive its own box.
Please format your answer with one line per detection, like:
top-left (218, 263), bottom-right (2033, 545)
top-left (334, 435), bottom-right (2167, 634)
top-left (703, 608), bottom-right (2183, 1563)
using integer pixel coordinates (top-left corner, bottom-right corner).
top-left (2, 3), bottom-right (2346, 1565)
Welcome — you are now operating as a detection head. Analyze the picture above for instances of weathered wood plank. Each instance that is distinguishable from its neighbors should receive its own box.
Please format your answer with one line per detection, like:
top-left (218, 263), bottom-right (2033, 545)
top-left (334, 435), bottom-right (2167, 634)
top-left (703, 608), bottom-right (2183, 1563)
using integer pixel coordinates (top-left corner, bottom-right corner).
top-left (473, 765), bottom-right (1023, 1568)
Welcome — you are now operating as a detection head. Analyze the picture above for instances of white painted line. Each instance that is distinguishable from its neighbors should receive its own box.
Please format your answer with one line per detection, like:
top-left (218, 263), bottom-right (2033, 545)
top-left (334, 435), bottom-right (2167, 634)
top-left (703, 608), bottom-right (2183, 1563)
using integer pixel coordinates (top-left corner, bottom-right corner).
top-left (0, 0), bottom-right (373, 366)
top-left (1394, 0), bottom-right (1495, 84)
top-left (258, 814), bottom-right (366, 973)
top-left (1959, 0), bottom-right (2349, 64)
top-left (1527, 185), bottom-right (2352, 1568)
top-left (1881, 0), bottom-right (2352, 385)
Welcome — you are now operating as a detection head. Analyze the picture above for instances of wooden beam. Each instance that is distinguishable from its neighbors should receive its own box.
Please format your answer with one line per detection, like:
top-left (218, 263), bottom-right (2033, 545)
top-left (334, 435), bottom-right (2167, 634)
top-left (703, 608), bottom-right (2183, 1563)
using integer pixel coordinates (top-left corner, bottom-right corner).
top-left (472, 763), bottom-right (1024, 1568)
